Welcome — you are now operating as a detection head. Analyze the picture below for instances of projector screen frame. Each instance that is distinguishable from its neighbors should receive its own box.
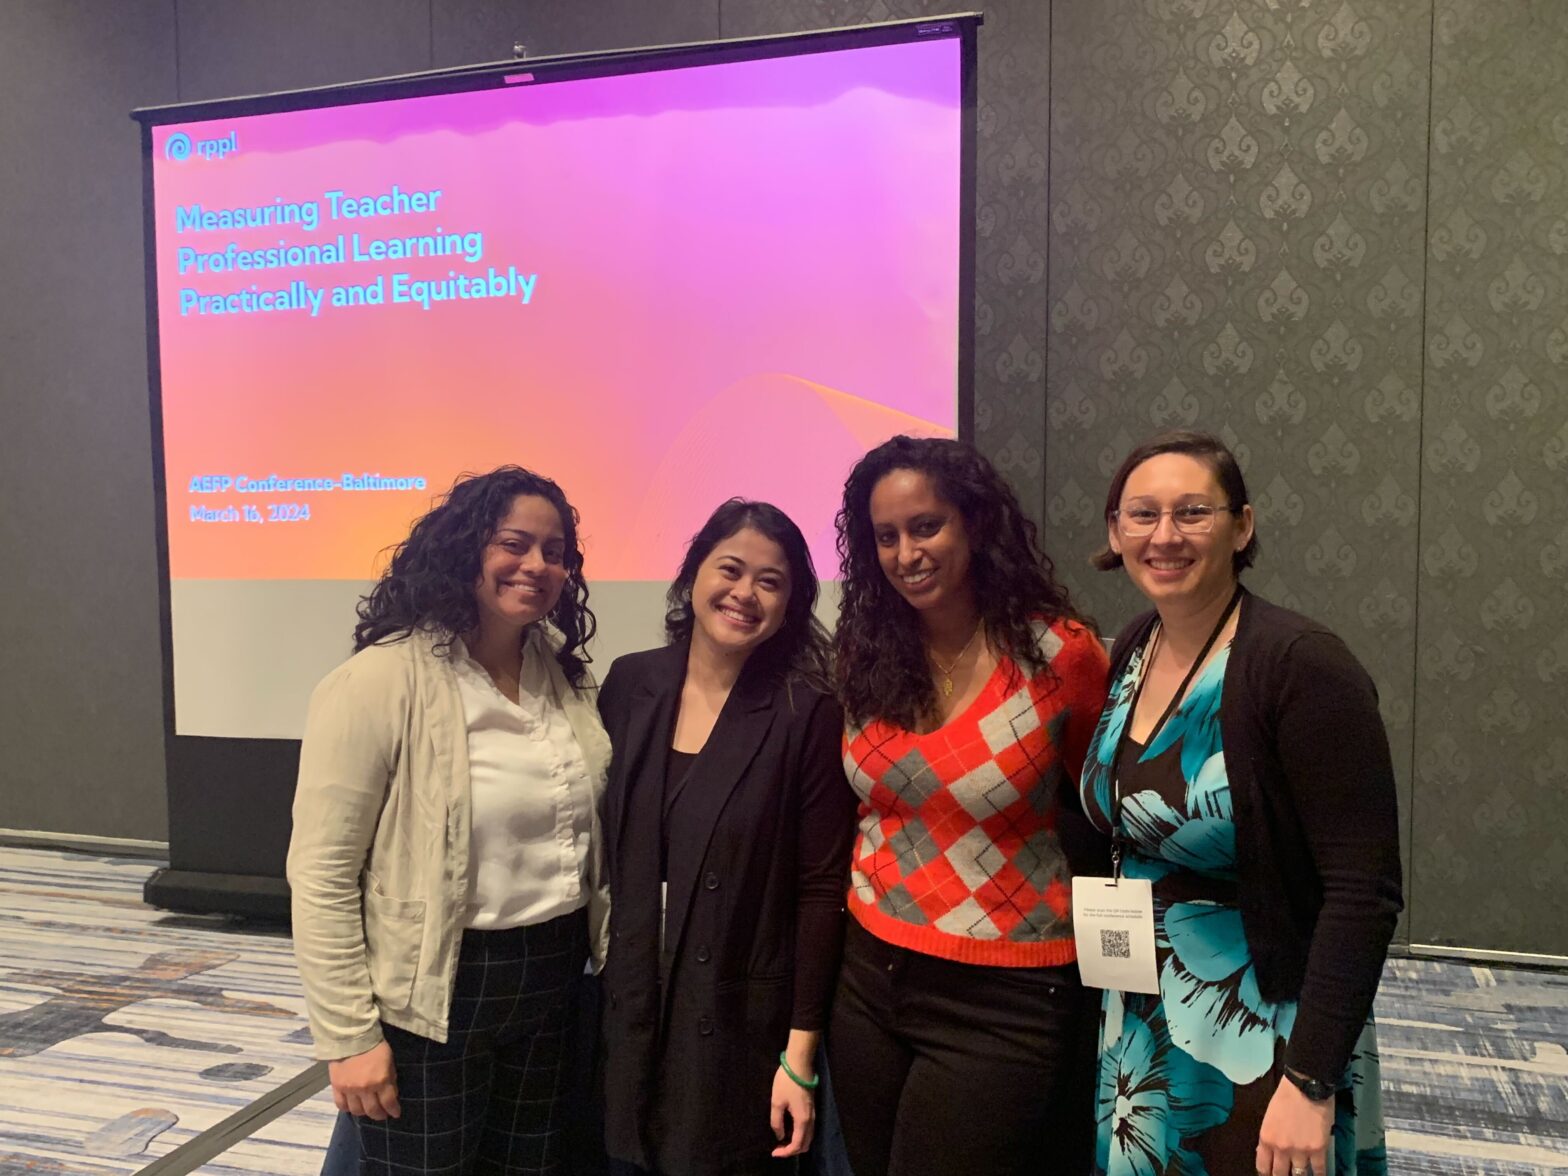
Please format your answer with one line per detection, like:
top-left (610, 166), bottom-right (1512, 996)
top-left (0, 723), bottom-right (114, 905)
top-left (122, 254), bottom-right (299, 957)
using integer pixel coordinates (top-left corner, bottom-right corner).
top-left (133, 14), bottom-right (981, 918)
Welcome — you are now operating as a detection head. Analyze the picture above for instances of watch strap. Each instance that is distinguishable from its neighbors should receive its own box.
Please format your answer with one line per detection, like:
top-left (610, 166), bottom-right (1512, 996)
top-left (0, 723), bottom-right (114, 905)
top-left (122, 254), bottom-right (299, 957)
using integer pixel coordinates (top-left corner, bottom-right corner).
top-left (1284, 1066), bottom-right (1335, 1102)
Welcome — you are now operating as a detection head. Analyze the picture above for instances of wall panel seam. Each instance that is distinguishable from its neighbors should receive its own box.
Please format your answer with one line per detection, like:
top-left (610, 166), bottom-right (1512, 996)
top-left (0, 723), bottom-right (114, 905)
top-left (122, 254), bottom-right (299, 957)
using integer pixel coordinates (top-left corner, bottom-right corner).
top-left (1407, 0), bottom-right (1439, 944)
top-left (1041, 0), bottom-right (1053, 507)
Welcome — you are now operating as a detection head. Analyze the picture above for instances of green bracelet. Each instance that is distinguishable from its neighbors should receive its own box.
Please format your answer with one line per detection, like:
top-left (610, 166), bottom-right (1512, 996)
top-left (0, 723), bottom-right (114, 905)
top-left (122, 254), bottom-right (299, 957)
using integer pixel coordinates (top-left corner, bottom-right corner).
top-left (778, 1051), bottom-right (820, 1090)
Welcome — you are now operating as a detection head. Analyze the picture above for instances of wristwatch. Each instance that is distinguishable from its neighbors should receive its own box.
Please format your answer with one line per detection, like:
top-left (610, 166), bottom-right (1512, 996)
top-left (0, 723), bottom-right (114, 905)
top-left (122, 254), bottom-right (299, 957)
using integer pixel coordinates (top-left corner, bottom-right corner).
top-left (1284, 1066), bottom-right (1334, 1102)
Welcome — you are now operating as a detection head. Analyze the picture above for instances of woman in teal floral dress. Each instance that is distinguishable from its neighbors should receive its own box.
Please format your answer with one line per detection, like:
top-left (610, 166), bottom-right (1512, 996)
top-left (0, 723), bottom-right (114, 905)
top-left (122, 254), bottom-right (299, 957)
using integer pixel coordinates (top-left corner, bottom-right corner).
top-left (1080, 432), bottom-right (1401, 1176)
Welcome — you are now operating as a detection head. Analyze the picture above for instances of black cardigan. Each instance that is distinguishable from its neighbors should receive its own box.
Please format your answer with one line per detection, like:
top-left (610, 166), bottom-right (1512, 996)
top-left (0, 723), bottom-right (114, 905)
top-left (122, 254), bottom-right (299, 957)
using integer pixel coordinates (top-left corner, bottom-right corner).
top-left (1106, 590), bottom-right (1403, 1084)
top-left (597, 642), bottom-right (856, 1175)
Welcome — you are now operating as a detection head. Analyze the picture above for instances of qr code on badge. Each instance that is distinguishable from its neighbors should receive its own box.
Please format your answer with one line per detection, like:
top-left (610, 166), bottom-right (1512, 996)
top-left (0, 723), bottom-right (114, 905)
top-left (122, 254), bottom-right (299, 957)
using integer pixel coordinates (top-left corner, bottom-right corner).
top-left (1100, 928), bottom-right (1131, 959)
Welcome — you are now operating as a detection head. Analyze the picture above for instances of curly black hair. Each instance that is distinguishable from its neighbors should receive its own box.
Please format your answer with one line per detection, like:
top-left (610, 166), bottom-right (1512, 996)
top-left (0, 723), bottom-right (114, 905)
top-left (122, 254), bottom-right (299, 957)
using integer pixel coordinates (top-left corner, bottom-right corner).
top-left (353, 465), bottom-right (595, 687)
top-left (834, 436), bottom-right (1091, 728)
top-left (665, 498), bottom-right (832, 695)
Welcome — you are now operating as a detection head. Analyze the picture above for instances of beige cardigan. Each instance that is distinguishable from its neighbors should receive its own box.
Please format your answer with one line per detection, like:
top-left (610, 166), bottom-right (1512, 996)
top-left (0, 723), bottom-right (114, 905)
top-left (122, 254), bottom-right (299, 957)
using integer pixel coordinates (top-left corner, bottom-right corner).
top-left (286, 625), bottom-right (611, 1061)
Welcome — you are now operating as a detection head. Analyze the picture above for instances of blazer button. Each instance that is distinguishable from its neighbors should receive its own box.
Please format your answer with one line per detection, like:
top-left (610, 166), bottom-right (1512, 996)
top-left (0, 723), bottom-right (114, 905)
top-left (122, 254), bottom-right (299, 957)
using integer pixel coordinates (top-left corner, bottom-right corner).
top-left (697, 1014), bottom-right (713, 1036)
top-left (696, 945), bottom-right (711, 963)
top-left (704, 872), bottom-right (720, 890)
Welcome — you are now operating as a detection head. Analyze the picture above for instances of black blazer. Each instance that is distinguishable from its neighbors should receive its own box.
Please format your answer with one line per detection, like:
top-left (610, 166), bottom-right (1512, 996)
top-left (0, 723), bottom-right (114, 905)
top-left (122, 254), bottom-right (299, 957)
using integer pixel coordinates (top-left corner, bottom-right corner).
top-left (597, 641), bottom-right (856, 1176)
top-left (1106, 590), bottom-right (1403, 1085)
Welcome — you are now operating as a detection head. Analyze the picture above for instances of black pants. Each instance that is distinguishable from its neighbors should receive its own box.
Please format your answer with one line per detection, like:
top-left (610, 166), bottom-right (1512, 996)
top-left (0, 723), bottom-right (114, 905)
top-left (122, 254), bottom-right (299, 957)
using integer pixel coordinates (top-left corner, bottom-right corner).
top-left (357, 909), bottom-right (589, 1176)
top-left (608, 1160), bottom-right (795, 1176)
top-left (828, 922), bottom-right (1096, 1176)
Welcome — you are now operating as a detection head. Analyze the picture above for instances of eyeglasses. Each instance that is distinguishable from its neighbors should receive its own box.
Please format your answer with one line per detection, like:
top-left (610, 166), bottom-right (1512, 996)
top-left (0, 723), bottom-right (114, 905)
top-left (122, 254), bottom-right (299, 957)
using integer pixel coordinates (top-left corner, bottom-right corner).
top-left (1113, 503), bottom-right (1234, 537)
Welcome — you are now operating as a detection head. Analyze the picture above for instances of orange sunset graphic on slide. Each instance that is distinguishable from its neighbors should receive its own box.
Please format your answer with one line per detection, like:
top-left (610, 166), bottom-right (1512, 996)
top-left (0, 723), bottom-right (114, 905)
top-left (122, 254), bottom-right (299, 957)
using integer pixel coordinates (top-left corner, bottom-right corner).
top-left (622, 374), bottom-right (953, 578)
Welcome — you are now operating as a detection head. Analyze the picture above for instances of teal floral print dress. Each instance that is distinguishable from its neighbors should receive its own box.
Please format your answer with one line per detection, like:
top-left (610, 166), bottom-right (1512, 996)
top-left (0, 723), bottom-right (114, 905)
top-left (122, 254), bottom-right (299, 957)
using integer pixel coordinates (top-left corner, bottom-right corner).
top-left (1079, 639), bottom-right (1388, 1176)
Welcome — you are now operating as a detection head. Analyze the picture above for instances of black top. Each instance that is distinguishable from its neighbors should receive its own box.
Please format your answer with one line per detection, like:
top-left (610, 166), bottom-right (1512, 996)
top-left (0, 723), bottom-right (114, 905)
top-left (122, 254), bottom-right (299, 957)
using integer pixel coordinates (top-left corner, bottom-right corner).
top-left (598, 641), bottom-right (857, 1174)
top-left (662, 748), bottom-right (699, 882)
top-left (665, 747), bottom-right (699, 802)
top-left (1106, 590), bottom-right (1403, 1085)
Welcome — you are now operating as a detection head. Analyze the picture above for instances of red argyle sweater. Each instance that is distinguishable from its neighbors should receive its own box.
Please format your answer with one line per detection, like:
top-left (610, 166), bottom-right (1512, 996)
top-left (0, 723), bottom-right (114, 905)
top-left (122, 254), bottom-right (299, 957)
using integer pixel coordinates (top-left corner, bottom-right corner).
top-left (843, 619), bottom-right (1109, 967)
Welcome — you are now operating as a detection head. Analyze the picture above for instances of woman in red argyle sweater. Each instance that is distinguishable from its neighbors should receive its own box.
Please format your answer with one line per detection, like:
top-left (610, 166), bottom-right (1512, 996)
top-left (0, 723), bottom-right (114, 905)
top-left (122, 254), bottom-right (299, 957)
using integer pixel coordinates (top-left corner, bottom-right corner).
top-left (828, 436), bottom-right (1110, 1176)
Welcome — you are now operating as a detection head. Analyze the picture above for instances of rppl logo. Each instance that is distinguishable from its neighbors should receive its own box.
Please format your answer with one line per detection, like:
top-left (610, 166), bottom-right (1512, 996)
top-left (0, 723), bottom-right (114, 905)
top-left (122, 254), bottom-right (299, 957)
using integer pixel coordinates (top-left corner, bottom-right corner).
top-left (164, 130), bottom-right (238, 162)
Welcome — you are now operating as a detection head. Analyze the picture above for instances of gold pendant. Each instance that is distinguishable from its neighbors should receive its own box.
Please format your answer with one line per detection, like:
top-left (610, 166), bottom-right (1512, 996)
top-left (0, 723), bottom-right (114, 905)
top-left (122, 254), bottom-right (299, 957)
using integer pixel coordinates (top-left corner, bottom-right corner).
top-left (942, 676), bottom-right (954, 697)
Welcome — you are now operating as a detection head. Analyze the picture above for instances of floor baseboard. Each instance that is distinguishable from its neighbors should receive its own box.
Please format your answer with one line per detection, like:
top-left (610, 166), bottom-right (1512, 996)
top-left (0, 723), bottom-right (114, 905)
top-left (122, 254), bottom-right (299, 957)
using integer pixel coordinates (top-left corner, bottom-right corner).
top-left (0, 827), bottom-right (169, 859)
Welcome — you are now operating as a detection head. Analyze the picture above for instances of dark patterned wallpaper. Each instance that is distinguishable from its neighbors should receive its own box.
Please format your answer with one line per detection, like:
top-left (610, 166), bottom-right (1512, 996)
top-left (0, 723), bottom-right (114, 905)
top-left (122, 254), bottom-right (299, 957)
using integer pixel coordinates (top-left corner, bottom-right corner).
top-left (1046, 0), bottom-right (1435, 945)
top-left (1046, 0), bottom-right (1568, 957)
top-left (1412, 0), bottom-right (1568, 953)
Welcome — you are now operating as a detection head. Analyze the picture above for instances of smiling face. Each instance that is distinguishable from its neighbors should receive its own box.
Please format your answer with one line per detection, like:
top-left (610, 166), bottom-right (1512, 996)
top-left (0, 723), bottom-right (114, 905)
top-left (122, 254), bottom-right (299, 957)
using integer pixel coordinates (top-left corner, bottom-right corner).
top-left (869, 468), bottom-right (974, 618)
top-left (690, 526), bottom-right (791, 661)
top-left (1109, 452), bottom-right (1254, 611)
top-left (472, 493), bottom-right (568, 640)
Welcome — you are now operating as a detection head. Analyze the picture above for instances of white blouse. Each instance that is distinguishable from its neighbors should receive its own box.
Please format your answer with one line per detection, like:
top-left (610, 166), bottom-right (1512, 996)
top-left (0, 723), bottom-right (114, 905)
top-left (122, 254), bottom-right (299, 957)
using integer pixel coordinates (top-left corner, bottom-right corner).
top-left (453, 636), bottom-right (594, 930)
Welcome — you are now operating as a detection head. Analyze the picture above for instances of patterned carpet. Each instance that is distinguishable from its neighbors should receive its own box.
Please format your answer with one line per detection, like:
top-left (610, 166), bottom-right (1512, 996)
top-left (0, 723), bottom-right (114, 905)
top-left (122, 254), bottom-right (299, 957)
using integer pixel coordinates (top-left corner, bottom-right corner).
top-left (1379, 959), bottom-right (1568, 1174)
top-left (0, 847), bottom-right (334, 1174)
top-left (0, 845), bottom-right (1563, 1174)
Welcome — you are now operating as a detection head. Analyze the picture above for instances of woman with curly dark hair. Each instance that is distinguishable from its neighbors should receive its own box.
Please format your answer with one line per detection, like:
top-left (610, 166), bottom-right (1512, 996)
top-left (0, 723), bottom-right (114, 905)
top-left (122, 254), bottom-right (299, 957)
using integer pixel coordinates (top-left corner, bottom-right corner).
top-left (288, 465), bottom-right (611, 1176)
top-left (829, 435), bottom-right (1110, 1176)
top-left (597, 499), bottom-right (856, 1176)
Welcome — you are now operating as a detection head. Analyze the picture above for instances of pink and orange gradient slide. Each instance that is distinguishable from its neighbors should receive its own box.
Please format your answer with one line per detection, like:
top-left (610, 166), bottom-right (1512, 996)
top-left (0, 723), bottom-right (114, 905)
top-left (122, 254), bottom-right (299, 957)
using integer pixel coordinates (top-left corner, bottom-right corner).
top-left (151, 38), bottom-right (961, 583)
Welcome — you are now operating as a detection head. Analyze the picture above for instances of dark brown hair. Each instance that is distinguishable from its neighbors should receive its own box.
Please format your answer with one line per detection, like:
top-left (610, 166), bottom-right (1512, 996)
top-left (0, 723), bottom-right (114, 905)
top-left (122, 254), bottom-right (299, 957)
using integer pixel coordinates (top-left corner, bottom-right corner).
top-left (1092, 430), bottom-right (1259, 573)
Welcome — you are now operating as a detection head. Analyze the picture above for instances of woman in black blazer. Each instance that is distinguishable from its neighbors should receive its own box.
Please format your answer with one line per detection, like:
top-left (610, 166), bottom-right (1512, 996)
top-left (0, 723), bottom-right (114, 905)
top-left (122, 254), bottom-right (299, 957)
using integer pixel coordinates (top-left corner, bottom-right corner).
top-left (597, 499), bottom-right (857, 1176)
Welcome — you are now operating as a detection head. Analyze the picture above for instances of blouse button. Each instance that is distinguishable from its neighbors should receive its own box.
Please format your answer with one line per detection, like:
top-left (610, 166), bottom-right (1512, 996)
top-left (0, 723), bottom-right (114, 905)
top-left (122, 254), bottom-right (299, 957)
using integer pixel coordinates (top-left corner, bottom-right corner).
top-left (696, 945), bottom-right (711, 963)
top-left (697, 1015), bottom-right (714, 1036)
top-left (704, 872), bottom-right (720, 890)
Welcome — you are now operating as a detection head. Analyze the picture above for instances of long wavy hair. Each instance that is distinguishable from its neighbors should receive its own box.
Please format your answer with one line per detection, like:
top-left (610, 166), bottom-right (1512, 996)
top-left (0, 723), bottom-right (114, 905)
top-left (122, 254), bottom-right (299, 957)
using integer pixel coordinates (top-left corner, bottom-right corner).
top-left (353, 466), bottom-right (595, 687)
top-left (834, 436), bottom-right (1090, 728)
top-left (664, 499), bottom-right (832, 695)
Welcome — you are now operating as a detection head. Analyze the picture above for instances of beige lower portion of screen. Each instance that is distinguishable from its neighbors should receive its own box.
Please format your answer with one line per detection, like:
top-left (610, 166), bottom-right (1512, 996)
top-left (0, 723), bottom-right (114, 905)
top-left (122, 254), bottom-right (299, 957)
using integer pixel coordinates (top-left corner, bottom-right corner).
top-left (170, 579), bottom-right (841, 740)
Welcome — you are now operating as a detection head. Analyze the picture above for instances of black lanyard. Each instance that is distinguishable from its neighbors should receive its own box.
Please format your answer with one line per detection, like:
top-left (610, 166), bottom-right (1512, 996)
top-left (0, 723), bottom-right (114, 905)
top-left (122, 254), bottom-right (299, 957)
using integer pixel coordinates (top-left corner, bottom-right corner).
top-left (1108, 585), bottom-right (1243, 881)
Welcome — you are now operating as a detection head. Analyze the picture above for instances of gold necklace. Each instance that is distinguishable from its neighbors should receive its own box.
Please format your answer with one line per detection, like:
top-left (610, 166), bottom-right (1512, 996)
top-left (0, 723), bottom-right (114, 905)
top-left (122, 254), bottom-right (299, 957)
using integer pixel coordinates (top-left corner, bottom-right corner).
top-left (929, 624), bottom-right (983, 697)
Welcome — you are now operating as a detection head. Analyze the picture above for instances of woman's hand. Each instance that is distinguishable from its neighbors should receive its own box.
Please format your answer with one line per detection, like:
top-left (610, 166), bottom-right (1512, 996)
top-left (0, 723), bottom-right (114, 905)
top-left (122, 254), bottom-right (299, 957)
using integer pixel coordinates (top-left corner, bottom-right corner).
top-left (769, 1062), bottom-right (816, 1157)
top-left (329, 1040), bottom-right (401, 1120)
top-left (1256, 1077), bottom-right (1333, 1175)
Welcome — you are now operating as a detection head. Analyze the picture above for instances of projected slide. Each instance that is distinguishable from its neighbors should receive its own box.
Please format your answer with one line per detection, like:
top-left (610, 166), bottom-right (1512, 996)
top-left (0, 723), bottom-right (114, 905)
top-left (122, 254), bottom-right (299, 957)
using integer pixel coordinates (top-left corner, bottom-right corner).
top-left (148, 36), bottom-right (962, 737)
